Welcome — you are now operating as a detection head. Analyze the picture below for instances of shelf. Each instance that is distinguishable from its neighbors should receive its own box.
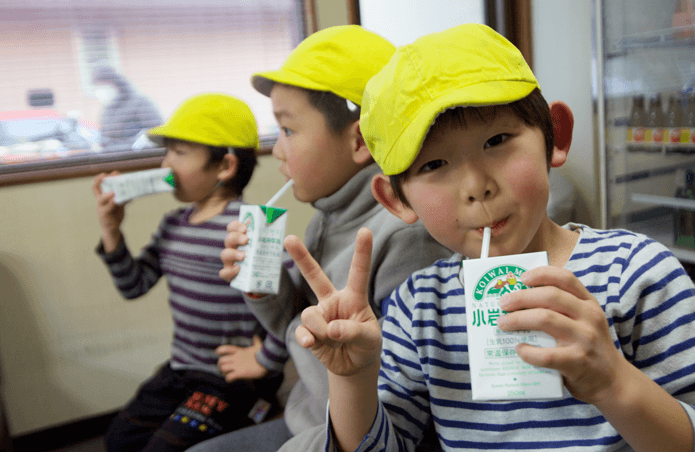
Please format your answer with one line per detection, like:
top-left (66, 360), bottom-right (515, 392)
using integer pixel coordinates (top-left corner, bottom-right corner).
top-left (610, 148), bottom-right (695, 184)
top-left (623, 210), bottom-right (695, 264)
top-left (607, 25), bottom-right (695, 58)
top-left (631, 193), bottom-right (695, 210)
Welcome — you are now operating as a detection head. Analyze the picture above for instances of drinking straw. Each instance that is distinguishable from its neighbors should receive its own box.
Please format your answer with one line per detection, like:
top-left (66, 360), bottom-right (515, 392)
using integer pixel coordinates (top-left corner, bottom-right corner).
top-left (480, 227), bottom-right (491, 259)
top-left (266, 180), bottom-right (294, 207)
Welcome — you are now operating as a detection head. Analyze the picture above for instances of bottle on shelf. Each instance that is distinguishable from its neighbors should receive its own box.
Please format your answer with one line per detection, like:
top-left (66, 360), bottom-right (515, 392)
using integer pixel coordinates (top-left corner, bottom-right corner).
top-left (627, 95), bottom-right (646, 152)
top-left (666, 92), bottom-right (683, 153)
top-left (645, 93), bottom-right (665, 152)
top-left (686, 91), bottom-right (695, 153)
top-left (674, 169), bottom-right (695, 249)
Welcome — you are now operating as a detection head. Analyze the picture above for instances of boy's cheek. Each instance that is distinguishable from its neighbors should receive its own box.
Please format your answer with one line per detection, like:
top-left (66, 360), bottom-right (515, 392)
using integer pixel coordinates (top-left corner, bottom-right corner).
top-left (504, 160), bottom-right (548, 197)
top-left (408, 187), bottom-right (454, 222)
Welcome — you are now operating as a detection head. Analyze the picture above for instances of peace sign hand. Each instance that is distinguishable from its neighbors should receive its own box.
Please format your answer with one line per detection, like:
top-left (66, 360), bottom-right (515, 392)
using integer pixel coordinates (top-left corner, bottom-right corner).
top-left (289, 228), bottom-right (382, 377)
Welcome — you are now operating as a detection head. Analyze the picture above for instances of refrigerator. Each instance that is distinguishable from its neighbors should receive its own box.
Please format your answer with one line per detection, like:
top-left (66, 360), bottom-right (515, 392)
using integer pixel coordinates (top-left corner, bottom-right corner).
top-left (594, 0), bottom-right (695, 263)
top-left (593, 0), bottom-right (695, 263)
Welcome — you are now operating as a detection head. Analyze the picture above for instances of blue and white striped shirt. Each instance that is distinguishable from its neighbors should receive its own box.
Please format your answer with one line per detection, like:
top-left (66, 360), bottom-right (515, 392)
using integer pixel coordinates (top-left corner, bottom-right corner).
top-left (329, 224), bottom-right (695, 452)
top-left (98, 200), bottom-right (288, 376)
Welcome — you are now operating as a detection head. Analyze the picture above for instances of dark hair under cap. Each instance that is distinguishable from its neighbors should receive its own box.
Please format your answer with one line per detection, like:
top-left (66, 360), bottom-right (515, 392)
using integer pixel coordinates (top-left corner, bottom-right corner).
top-left (305, 89), bottom-right (360, 134)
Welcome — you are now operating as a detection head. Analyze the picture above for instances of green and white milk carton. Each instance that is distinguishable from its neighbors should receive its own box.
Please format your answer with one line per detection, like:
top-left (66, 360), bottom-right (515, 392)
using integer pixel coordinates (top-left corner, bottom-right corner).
top-left (462, 250), bottom-right (563, 401)
top-left (231, 205), bottom-right (288, 295)
top-left (230, 180), bottom-right (293, 295)
top-left (100, 168), bottom-right (176, 204)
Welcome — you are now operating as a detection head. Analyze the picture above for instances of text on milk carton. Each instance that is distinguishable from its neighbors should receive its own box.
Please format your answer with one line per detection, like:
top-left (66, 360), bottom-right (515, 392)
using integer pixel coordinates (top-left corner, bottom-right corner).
top-left (462, 252), bottom-right (563, 401)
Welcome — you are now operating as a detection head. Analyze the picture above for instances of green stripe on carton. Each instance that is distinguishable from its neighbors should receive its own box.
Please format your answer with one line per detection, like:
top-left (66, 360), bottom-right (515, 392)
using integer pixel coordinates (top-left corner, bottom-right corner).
top-left (164, 173), bottom-right (176, 187)
top-left (260, 206), bottom-right (287, 223)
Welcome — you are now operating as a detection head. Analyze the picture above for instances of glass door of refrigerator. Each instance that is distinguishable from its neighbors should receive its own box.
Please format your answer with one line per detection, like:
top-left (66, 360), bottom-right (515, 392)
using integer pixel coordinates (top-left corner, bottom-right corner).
top-left (595, 0), bottom-right (695, 262)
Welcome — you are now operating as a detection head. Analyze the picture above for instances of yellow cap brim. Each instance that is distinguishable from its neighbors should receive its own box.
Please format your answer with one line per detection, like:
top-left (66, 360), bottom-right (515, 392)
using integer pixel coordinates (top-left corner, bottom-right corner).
top-left (147, 124), bottom-right (192, 146)
top-left (252, 69), bottom-right (341, 100)
top-left (251, 69), bottom-right (328, 97)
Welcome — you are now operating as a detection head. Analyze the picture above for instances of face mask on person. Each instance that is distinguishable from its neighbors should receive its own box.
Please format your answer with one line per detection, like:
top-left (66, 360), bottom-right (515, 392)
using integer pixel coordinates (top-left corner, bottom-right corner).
top-left (94, 85), bottom-right (118, 104)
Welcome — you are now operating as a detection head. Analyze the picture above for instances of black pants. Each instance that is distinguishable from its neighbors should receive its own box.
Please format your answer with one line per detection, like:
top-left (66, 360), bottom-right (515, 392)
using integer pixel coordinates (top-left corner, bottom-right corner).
top-left (104, 363), bottom-right (283, 452)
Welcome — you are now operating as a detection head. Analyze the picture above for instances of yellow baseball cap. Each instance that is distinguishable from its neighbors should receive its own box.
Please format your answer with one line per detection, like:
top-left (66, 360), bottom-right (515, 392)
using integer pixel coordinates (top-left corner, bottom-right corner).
top-left (251, 25), bottom-right (395, 106)
top-left (148, 93), bottom-right (259, 149)
top-left (361, 23), bottom-right (540, 176)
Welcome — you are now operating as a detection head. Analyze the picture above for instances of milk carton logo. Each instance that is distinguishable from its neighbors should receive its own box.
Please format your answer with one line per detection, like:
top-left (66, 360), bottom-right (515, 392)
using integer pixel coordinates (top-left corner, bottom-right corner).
top-left (474, 265), bottom-right (527, 301)
top-left (242, 212), bottom-right (255, 233)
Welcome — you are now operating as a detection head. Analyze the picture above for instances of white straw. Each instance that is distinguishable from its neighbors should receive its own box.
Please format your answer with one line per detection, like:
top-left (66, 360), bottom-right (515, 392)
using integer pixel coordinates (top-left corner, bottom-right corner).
top-left (266, 180), bottom-right (294, 207)
top-left (480, 227), bottom-right (491, 259)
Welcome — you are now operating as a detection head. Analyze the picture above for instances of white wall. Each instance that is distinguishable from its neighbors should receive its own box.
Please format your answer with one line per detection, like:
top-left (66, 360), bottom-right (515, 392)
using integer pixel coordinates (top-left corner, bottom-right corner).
top-left (532, 0), bottom-right (597, 226)
top-left (359, 0), bottom-right (484, 46)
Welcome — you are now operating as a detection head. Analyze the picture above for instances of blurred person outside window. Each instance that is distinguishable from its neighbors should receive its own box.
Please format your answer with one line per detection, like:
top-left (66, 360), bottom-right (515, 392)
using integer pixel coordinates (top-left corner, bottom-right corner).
top-left (92, 64), bottom-right (163, 153)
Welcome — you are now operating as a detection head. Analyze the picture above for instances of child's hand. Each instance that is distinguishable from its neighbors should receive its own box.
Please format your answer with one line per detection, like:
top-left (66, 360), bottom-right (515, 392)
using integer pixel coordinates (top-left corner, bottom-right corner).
top-left (498, 266), bottom-right (626, 405)
top-left (93, 171), bottom-right (125, 252)
top-left (289, 228), bottom-right (382, 377)
top-left (219, 220), bottom-right (249, 282)
top-left (216, 335), bottom-right (269, 382)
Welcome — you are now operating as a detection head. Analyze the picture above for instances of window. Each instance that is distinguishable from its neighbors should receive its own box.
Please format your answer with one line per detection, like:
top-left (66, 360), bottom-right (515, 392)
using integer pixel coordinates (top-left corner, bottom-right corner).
top-left (0, 0), bottom-right (305, 185)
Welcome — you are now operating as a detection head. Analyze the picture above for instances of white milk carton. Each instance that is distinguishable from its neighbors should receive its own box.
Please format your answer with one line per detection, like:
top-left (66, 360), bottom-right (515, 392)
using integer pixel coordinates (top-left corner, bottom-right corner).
top-left (101, 168), bottom-right (175, 204)
top-left (230, 205), bottom-right (288, 294)
top-left (462, 251), bottom-right (563, 401)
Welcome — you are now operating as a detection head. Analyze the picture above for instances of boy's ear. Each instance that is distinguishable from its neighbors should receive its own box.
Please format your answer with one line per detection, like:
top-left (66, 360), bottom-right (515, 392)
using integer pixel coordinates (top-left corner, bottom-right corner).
top-left (350, 121), bottom-right (373, 165)
top-left (371, 174), bottom-right (419, 224)
top-left (549, 101), bottom-right (574, 168)
top-left (218, 152), bottom-right (238, 182)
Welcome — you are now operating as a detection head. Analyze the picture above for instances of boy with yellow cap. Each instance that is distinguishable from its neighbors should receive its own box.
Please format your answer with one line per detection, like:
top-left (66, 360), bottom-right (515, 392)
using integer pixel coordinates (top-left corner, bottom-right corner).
top-left (291, 24), bottom-right (695, 452)
top-left (93, 93), bottom-right (285, 452)
top-left (190, 25), bottom-right (451, 452)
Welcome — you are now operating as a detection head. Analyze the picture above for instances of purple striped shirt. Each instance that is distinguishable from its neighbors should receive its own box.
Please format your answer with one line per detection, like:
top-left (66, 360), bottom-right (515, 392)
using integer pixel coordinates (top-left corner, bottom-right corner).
top-left (98, 200), bottom-right (288, 375)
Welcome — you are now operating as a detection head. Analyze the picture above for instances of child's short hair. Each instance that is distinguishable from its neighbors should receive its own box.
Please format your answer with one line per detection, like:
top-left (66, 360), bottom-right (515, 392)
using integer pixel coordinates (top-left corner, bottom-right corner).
top-left (160, 137), bottom-right (258, 197)
top-left (208, 146), bottom-right (257, 195)
top-left (360, 24), bottom-right (544, 189)
top-left (389, 88), bottom-right (554, 207)
top-left (305, 89), bottom-right (361, 134)
top-left (250, 25), bottom-right (394, 131)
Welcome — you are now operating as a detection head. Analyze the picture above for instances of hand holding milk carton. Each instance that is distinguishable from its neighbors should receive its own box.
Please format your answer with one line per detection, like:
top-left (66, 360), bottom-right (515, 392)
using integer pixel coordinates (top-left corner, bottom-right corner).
top-left (462, 227), bottom-right (563, 401)
top-left (230, 180), bottom-right (293, 295)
